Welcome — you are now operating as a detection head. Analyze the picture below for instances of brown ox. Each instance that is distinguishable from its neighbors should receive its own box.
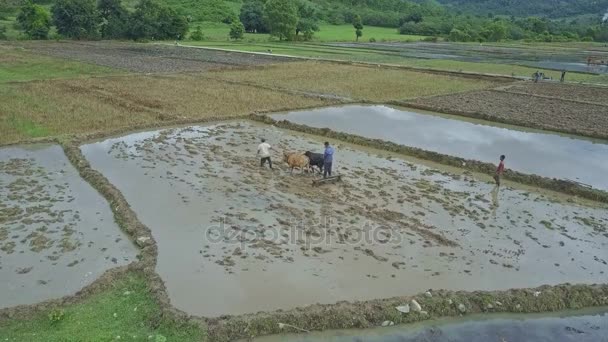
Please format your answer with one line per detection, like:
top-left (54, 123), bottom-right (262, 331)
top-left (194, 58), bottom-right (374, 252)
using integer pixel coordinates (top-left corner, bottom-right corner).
top-left (283, 152), bottom-right (310, 174)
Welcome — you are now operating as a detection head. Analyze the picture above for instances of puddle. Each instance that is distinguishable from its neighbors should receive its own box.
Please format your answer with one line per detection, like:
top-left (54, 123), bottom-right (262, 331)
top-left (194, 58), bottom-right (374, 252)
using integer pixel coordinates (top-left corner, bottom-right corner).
top-left (0, 145), bottom-right (136, 308)
top-left (81, 122), bottom-right (608, 317)
top-left (251, 307), bottom-right (608, 342)
top-left (271, 105), bottom-right (608, 190)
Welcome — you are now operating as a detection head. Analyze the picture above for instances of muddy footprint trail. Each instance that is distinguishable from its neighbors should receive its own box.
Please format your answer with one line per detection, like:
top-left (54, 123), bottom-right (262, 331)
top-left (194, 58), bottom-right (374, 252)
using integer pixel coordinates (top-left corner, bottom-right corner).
top-left (81, 122), bottom-right (608, 317)
top-left (0, 145), bottom-right (136, 308)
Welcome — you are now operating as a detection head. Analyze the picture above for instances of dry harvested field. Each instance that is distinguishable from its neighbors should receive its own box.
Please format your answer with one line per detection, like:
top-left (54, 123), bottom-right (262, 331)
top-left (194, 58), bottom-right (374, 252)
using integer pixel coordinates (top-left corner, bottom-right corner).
top-left (409, 89), bottom-right (608, 139)
top-left (0, 75), bottom-right (338, 145)
top-left (13, 41), bottom-right (291, 73)
top-left (501, 82), bottom-right (608, 106)
top-left (210, 61), bottom-right (501, 101)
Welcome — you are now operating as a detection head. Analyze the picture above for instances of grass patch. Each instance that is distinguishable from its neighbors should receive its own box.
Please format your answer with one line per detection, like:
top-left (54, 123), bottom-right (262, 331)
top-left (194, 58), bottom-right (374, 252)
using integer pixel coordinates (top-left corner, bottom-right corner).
top-left (0, 74), bottom-right (337, 144)
top-left (211, 61), bottom-right (497, 101)
top-left (0, 273), bottom-right (204, 341)
top-left (0, 46), bottom-right (120, 83)
top-left (186, 22), bottom-right (426, 42)
top-left (8, 115), bottom-right (49, 138)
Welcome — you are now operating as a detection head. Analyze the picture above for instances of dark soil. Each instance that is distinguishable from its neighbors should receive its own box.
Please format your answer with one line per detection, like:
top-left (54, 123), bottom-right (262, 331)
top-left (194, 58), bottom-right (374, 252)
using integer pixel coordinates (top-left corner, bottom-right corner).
top-left (407, 89), bottom-right (608, 140)
top-left (14, 41), bottom-right (291, 73)
top-left (502, 82), bottom-right (608, 106)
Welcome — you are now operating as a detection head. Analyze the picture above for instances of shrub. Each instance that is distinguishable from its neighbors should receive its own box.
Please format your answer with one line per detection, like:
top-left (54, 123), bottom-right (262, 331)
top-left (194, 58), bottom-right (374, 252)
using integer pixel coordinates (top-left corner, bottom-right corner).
top-left (190, 25), bottom-right (204, 41)
top-left (17, 1), bottom-right (51, 39)
top-left (48, 309), bottom-right (64, 324)
top-left (229, 21), bottom-right (245, 40)
top-left (369, 37), bottom-right (376, 42)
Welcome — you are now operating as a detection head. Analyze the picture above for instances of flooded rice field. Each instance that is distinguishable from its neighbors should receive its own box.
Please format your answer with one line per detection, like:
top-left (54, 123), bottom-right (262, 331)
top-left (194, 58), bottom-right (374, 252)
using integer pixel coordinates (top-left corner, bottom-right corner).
top-left (271, 105), bottom-right (608, 190)
top-left (81, 122), bottom-right (608, 317)
top-left (328, 42), bottom-right (608, 74)
top-left (0, 145), bottom-right (136, 308)
top-left (253, 308), bottom-right (608, 342)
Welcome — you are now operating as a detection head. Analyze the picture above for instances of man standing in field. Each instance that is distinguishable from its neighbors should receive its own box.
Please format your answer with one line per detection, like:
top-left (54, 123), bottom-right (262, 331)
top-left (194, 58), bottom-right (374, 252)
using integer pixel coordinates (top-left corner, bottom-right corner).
top-left (323, 142), bottom-right (334, 178)
top-left (494, 155), bottom-right (506, 186)
top-left (257, 138), bottom-right (273, 169)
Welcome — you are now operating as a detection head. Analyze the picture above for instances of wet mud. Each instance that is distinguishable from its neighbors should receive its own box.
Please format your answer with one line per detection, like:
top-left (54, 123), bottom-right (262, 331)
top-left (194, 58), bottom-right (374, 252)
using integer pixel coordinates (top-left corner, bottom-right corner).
top-left (254, 114), bottom-right (608, 203)
top-left (0, 144), bottom-right (136, 308)
top-left (270, 105), bottom-right (608, 190)
top-left (81, 122), bottom-right (608, 318)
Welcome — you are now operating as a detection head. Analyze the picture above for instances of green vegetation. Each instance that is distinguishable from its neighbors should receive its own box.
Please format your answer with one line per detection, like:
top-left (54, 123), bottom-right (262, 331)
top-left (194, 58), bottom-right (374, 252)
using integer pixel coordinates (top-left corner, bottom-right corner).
top-left (185, 22), bottom-right (426, 42)
top-left (16, 1), bottom-right (51, 39)
top-left (52, 0), bottom-right (100, 39)
top-left (240, 0), bottom-right (267, 33)
top-left (229, 20), bottom-right (245, 39)
top-left (0, 49), bottom-right (119, 83)
top-left (2, 0), bottom-right (608, 43)
top-left (353, 14), bottom-right (363, 41)
top-left (129, 0), bottom-right (189, 40)
top-left (263, 0), bottom-right (298, 40)
top-left (438, 0), bottom-right (608, 18)
top-left (7, 116), bottom-right (49, 138)
top-left (0, 273), bottom-right (204, 341)
top-left (99, 0), bottom-right (130, 39)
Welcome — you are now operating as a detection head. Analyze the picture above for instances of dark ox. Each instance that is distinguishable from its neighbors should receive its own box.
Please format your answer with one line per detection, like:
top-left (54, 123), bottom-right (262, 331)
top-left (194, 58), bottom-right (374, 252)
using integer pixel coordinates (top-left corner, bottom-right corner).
top-left (304, 151), bottom-right (324, 173)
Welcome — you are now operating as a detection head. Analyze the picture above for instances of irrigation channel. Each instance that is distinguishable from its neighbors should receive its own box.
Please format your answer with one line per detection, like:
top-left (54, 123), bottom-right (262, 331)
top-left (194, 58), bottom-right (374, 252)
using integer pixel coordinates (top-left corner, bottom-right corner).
top-left (270, 105), bottom-right (608, 191)
top-left (81, 121), bottom-right (608, 317)
top-left (0, 144), bottom-right (136, 308)
top-left (251, 307), bottom-right (608, 342)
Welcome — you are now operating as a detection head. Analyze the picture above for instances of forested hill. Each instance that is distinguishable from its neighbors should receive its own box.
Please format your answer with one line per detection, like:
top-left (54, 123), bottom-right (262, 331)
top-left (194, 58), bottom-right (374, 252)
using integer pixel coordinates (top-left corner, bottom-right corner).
top-left (435, 0), bottom-right (608, 18)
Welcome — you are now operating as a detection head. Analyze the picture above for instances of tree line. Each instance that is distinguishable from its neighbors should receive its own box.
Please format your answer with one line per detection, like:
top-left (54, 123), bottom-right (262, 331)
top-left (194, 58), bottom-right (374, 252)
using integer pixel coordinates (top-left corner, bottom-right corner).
top-left (10, 0), bottom-right (608, 42)
top-left (16, 0), bottom-right (188, 40)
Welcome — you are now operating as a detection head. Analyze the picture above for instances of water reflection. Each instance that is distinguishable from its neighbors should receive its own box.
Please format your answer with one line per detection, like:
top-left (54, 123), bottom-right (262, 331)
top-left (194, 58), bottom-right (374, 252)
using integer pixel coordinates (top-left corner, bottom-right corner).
top-left (252, 309), bottom-right (608, 342)
top-left (271, 105), bottom-right (608, 190)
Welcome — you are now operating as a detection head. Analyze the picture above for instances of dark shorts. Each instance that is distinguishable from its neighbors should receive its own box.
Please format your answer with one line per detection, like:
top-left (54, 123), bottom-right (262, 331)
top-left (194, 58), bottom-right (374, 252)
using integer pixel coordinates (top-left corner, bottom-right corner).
top-left (260, 157), bottom-right (272, 168)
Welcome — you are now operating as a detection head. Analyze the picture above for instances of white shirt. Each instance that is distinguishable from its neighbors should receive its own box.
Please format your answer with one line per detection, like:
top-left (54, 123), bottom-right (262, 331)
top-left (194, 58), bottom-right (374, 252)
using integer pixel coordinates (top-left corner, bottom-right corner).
top-left (257, 142), bottom-right (271, 157)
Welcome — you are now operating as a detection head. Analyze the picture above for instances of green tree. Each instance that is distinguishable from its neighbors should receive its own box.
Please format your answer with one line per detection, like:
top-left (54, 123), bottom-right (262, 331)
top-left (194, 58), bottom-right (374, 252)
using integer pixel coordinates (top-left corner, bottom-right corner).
top-left (448, 28), bottom-right (470, 42)
top-left (16, 1), bottom-right (51, 39)
top-left (52, 0), bottom-right (100, 39)
top-left (98, 0), bottom-right (129, 39)
top-left (482, 20), bottom-right (507, 42)
top-left (353, 14), bottom-right (363, 41)
top-left (295, 0), bottom-right (319, 41)
top-left (264, 0), bottom-right (298, 41)
top-left (129, 0), bottom-right (188, 40)
top-left (229, 21), bottom-right (244, 40)
top-left (239, 0), bottom-right (267, 33)
top-left (0, 26), bottom-right (6, 40)
top-left (190, 25), bottom-right (204, 40)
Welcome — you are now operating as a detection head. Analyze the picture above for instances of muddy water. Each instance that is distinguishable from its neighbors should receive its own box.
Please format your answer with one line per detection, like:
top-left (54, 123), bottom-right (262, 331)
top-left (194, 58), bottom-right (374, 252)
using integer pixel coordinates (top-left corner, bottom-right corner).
top-left (271, 105), bottom-right (608, 190)
top-left (82, 122), bottom-right (608, 317)
top-left (252, 308), bottom-right (608, 342)
top-left (0, 145), bottom-right (136, 308)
